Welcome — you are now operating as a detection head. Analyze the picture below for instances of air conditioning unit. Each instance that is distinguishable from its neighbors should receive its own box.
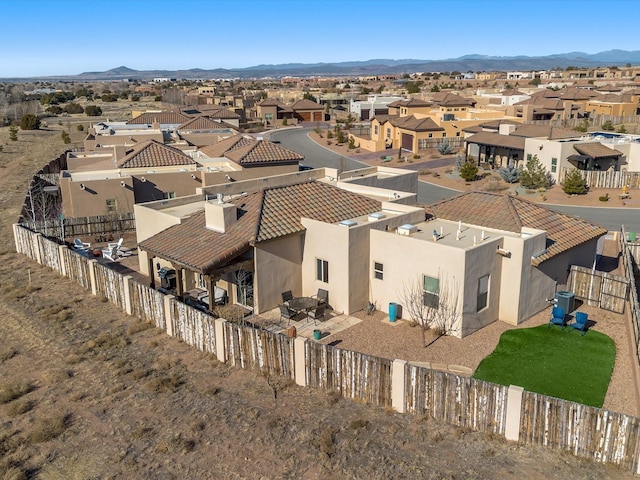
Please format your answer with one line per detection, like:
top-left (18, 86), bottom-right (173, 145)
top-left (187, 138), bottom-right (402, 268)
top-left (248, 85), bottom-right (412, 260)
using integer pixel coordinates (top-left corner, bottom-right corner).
top-left (398, 224), bottom-right (417, 236)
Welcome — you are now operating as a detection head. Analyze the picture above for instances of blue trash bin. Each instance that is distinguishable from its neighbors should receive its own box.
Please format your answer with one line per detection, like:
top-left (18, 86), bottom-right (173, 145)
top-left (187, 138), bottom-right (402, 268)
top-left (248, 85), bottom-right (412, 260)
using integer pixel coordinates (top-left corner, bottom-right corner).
top-left (389, 302), bottom-right (397, 322)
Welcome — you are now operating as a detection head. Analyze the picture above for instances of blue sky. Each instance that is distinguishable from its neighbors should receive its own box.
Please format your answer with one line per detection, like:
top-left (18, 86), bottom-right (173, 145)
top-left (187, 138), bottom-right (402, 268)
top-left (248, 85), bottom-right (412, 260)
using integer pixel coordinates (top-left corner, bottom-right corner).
top-left (3, 0), bottom-right (640, 77)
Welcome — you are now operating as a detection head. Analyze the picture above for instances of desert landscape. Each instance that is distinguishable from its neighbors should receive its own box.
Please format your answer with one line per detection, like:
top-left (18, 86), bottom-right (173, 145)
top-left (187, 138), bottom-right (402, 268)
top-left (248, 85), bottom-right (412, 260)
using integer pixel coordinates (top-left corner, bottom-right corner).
top-left (0, 118), bottom-right (635, 479)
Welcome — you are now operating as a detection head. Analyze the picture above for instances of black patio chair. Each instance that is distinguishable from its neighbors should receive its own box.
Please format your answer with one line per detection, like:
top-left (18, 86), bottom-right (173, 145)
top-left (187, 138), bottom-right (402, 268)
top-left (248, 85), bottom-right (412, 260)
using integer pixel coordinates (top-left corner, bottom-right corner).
top-left (282, 290), bottom-right (293, 304)
top-left (307, 305), bottom-right (326, 326)
top-left (312, 288), bottom-right (329, 308)
top-left (279, 304), bottom-right (297, 325)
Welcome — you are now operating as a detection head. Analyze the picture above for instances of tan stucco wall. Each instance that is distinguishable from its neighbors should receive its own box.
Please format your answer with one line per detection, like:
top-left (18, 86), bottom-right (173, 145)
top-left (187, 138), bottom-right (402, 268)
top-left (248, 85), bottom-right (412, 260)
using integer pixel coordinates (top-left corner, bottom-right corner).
top-left (61, 177), bottom-right (136, 218)
top-left (254, 235), bottom-right (303, 314)
top-left (537, 238), bottom-right (601, 291)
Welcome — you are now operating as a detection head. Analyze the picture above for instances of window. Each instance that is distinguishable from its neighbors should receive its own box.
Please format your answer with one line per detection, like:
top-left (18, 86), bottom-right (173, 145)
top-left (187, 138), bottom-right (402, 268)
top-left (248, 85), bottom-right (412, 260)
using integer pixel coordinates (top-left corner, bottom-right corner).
top-left (386, 128), bottom-right (391, 139)
top-left (374, 125), bottom-right (379, 135)
top-left (551, 157), bottom-right (557, 173)
top-left (164, 191), bottom-right (175, 199)
top-left (428, 133), bottom-right (433, 138)
top-left (456, 132), bottom-right (460, 137)
top-left (264, 113), bottom-right (273, 121)
top-left (316, 258), bottom-right (329, 283)
top-left (374, 262), bottom-right (383, 280)
top-left (423, 275), bottom-right (439, 309)
top-left (526, 153), bottom-right (532, 161)
top-left (477, 274), bottom-right (489, 312)
top-left (442, 132), bottom-right (446, 138)
top-left (197, 274), bottom-right (206, 289)
top-left (106, 199), bottom-right (117, 213)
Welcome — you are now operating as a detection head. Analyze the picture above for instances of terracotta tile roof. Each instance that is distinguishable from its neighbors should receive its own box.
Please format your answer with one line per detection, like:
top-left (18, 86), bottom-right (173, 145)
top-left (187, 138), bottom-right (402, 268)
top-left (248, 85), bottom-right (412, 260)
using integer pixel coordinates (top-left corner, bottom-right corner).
top-left (464, 131), bottom-right (525, 150)
top-left (390, 115), bottom-right (444, 132)
top-left (225, 139), bottom-right (304, 166)
top-left (258, 98), bottom-right (294, 112)
top-left (290, 99), bottom-right (324, 110)
top-left (178, 115), bottom-right (227, 130)
top-left (426, 192), bottom-right (607, 266)
top-left (501, 89), bottom-right (525, 96)
top-left (206, 107), bottom-right (241, 119)
top-left (127, 111), bottom-right (191, 125)
top-left (389, 98), bottom-right (431, 108)
top-left (510, 124), bottom-right (582, 140)
top-left (139, 181), bottom-right (382, 273)
top-left (117, 140), bottom-right (197, 169)
top-left (477, 119), bottom-right (522, 130)
top-left (430, 92), bottom-right (475, 107)
top-left (573, 142), bottom-right (623, 158)
top-left (198, 135), bottom-right (251, 158)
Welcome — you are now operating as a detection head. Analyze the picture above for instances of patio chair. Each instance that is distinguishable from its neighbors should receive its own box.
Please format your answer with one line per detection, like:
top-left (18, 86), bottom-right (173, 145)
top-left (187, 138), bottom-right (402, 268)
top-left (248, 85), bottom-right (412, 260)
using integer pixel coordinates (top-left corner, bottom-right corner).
top-left (282, 290), bottom-right (293, 304)
top-left (279, 304), bottom-right (297, 325)
top-left (312, 288), bottom-right (329, 308)
top-left (568, 311), bottom-right (589, 336)
top-left (101, 244), bottom-right (119, 261)
top-left (73, 238), bottom-right (91, 254)
top-left (108, 238), bottom-right (124, 253)
top-left (548, 306), bottom-right (566, 330)
top-left (307, 305), bottom-right (326, 326)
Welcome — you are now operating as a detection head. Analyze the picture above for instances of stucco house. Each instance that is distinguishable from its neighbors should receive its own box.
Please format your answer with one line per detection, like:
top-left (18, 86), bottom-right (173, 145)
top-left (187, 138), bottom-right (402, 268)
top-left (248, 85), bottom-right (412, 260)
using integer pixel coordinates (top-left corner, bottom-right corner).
top-left (134, 167), bottom-right (606, 338)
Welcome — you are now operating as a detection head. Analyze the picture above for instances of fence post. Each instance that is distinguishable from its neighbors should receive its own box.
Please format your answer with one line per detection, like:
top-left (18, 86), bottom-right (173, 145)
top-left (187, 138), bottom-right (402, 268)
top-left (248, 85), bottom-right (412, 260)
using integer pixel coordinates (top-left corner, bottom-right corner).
top-left (88, 259), bottom-right (98, 296)
top-left (214, 318), bottom-right (226, 363)
top-left (294, 336), bottom-right (307, 387)
top-left (392, 359), bottom-right (407, 413)
top-left (163, 295), bottom-right (174, 336)
top-left (58, 245), bottom-right (67, 277)
top-left (505, 384), bottom-right (524, 442)
top-left (123, 275), bottom-right (133, 316)
top-left (12, 223), bottom-right (21, 254)
top-left (34, 233), bottom-right (43, 264)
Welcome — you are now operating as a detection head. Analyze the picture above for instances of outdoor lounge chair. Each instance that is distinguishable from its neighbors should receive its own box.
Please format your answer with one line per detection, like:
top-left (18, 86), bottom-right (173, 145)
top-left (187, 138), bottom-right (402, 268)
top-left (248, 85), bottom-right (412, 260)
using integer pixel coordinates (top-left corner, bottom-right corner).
top-left (307, 305), bottom-right (326, 326)
top-left (73, 238), bottom-right (91, 254)
top-left (101, 244), bottom-right (119, 261)
top-left (279, 304), bottom-right (297, 325)
top-left (548, 306), bottom-right (566, 330)
top-left (568, 311), bottom-right (588, 335)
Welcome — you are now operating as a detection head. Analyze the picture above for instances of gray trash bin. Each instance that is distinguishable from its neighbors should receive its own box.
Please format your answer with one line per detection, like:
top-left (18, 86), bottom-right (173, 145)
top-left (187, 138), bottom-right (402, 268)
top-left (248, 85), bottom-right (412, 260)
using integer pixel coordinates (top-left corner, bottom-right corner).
top-left (555, 291), bottom-right (575, 314)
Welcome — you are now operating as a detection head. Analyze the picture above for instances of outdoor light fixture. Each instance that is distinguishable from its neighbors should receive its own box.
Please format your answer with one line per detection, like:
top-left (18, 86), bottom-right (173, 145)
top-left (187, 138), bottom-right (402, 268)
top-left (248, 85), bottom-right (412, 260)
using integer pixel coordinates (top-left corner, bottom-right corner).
top-left (80, 183), bottom-right (86, 190)
top-left (120, 181), bottom-right (126, 187)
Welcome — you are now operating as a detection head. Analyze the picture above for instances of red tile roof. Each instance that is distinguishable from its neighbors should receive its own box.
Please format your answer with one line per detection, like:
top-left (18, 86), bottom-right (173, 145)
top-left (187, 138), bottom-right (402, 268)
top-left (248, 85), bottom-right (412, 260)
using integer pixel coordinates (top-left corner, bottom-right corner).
top-left (127, 111), bottom-right (191, 125)
top-left (139, 181), bottom-right (382, 273)
top-left (198, 136), bottom-right (303, 165)
top-left (117, 140), bottom-right (197, 169)
top-left (573, 143), bottom-right (623, 158)
top-left (290, 99), bottom-right (324, 110)
top-left (178, 115), bottom-right (227, 130)
top-left (390, 115), bottom-right (444, 132)
top-left (426, 192), bottom-right (607, 265)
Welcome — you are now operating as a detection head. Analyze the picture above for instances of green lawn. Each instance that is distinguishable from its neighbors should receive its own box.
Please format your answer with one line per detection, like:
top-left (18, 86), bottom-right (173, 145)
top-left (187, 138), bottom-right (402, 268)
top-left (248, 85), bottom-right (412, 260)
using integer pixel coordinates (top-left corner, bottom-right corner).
top-left (473, 325), bottom-right (615, 407)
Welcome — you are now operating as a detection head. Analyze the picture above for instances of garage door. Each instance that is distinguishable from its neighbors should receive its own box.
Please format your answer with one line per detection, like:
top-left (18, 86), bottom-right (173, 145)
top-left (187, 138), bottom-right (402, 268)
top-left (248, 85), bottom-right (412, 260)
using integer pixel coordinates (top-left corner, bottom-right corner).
top-left (401, 133), bottom-right (413, 151)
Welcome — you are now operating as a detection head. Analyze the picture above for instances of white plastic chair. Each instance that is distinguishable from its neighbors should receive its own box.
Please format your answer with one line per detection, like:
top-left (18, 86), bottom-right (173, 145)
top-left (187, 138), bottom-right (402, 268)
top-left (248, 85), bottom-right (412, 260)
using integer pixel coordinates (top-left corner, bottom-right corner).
top-left (73, 238), bottom-right (91, 254)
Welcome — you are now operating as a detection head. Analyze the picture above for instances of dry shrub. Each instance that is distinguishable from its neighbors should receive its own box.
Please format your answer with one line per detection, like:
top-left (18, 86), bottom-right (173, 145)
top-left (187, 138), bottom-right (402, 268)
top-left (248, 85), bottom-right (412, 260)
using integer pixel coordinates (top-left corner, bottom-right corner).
top-left (0, 382), bottom-right (32, 404)
top-left (156, 434), bottom-right (196, 454)
top-left (2, 466), bottom-right (28, 480)
top-left (326, 390), bottom-right (342, 406)
top-left (348, 418), bottom-right (369, 430)
top-left (6, 399), bottom-right (34, 417)
top-left (315, 426), bottom-right (338, 456)
top-left (131, 426), bottom-right (155, 440)
top-left (128, 368), bottom-right (152, 380)
top-left (146, 374), bottom-right (183, 393)
top-left (44, 369), bottom-right (73, 384)
top-left (483, 176), bottom-right (509, 192)
top-left (0, 347), bottom-right (17, 363)
top-left (127, 321), bottom-right (153, 335)
top-left (27, 414), bottom-right (70, 444)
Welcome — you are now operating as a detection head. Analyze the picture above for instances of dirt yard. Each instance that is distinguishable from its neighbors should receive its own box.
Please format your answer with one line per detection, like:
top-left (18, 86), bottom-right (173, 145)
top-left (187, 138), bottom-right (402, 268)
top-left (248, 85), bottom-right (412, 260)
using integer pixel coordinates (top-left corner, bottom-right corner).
top-left (0, 121), bottom-right (635, 478)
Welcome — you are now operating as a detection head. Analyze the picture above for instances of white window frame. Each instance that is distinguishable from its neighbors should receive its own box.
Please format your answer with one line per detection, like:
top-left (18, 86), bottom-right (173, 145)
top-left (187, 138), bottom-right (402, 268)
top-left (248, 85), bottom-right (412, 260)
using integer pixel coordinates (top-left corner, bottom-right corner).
top-left (477, 274), bottom-right (489, 312)
top-left (423, 275), bottom-right (439, 309)
top-left (373, 262), bottom-right (383, 280)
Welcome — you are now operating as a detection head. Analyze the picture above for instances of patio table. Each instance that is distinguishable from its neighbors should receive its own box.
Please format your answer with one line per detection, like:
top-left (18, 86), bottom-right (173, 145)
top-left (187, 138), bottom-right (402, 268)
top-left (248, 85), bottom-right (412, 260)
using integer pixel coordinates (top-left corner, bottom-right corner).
top-left (288, 296), bottom-right (318, 314)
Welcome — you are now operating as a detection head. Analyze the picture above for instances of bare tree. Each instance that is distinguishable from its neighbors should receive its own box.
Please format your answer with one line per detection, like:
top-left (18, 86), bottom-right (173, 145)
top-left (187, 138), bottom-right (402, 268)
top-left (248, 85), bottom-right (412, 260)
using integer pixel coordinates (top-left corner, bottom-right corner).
top-left (399, 273), bottom-right (461, 346)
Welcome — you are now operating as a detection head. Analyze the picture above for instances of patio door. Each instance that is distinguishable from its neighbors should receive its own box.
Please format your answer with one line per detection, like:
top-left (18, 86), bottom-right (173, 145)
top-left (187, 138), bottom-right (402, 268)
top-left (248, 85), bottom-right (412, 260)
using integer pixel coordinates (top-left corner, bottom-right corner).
top-left (234, 269), bottom-right (254, 309)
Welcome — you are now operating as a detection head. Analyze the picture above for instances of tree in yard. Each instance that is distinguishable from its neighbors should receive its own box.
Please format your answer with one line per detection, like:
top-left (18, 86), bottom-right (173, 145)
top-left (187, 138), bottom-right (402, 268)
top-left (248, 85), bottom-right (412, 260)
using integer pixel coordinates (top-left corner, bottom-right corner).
top-left (601, 120), bottom-right (615, 131)
top-left (573, 118), bottom-right (589, 133)
top-left (9, 125), bottom-right (18, 141)
top-left (20, 113), bottom-right (40, 130)
top-left (399, 274), bottom-right (461, 347)
top-left (336, 129), bottom-right (345, 144)
top-left (302, 92), bottom-right (317, 103)
top-left (430, 84), bottom-right (440, 92)
top-left (561, 168), bottom-right (588, 195)
top-left (519, 154), bottom-right (551, 189)
top-left (498, 165), bottom-right (521, 183)
top-left (61, 131), bottom-right (71, 144)
top-left (63, 102), bottom-right (84, 114)
top-left (348, 136), bottom-right (356, 149)
top-left (617, 124), bottom-right (627, 134)
top-left (458, 159), bottom-right (479, 181)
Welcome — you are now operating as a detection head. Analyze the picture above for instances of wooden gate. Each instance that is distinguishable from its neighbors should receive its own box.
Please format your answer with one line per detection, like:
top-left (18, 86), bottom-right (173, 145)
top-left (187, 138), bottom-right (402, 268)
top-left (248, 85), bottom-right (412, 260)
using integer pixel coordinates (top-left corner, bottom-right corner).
top-left (568, 265), bottom-right (629, 314)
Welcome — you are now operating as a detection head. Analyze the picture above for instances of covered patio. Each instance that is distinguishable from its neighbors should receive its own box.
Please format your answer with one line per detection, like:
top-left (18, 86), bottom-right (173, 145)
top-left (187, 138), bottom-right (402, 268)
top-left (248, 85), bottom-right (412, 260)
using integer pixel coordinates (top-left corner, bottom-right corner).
top-left (464, 131), bottom-right (526, 169)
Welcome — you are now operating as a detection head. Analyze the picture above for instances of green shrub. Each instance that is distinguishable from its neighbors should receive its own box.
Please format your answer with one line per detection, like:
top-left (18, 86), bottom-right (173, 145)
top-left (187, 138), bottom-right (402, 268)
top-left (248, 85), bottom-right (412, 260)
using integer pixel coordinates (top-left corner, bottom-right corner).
top-left (599, 194), bottom-right (610, 202)
top-left (437, 142), bottom-right (453, 155)
top-left (459, 160), bottom-right (479, 181)
top-left (562, 168), bottom-right (588, 195)
top-left (519, 155), bottom-right (551, 189)
top-left (498, 165), bottom-right (521, 183)
top-left (61, 131), bottom-right (71, 144)
top-left (19, 114), bottom-right (40, 130)
top-left (76, 124), bottom-right (84, 132)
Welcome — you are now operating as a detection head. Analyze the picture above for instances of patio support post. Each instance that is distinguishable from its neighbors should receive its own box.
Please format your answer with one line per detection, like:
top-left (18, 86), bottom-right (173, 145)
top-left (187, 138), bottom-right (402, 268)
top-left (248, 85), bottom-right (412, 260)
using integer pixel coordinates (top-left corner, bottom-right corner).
top-left (294, 336), bottom-right (307, 387)
top-left (175, 266), bottom-right (184, 297)
top-left (148, 256), bottom-right (156, 289)
top-left (164, 294), bottom-right (174, 336)
top-left (505, 384), bottom-right (524, 442)
top-left (391, 359), bottom-right (407, 413)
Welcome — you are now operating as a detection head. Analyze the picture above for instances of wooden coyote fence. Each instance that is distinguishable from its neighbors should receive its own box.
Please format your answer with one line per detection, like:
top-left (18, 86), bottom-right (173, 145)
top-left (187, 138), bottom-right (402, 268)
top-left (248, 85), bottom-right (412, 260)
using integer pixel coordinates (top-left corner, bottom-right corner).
top-left (559, 168), bottom-right (640, 190)
top-left (621, 226), bottom-right (640, 365)
top-left (405, 365), bottom-right (508, 434)
top-left (12, 222), bottom-right (640, 475)
top-left (568, 265), bottom-right (628, 314)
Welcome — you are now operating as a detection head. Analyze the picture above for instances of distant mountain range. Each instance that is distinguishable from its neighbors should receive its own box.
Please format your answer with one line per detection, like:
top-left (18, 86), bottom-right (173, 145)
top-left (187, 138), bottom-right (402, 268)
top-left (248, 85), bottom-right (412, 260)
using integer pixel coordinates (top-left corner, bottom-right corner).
top-left (9, 50), bottom-right (640, 81)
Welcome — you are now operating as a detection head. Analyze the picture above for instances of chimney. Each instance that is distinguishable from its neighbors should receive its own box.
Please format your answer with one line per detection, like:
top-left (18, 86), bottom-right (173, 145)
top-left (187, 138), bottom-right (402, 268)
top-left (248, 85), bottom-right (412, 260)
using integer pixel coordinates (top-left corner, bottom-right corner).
top-left (205, 194), bottom-right (237, 233)
top-left (498, 123), bottom-right (516, 135)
